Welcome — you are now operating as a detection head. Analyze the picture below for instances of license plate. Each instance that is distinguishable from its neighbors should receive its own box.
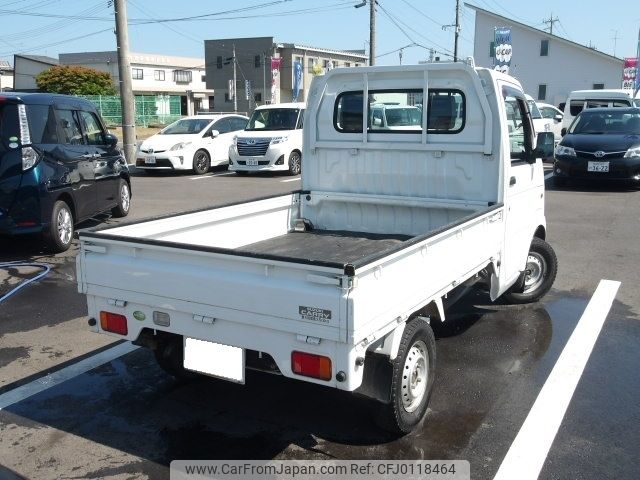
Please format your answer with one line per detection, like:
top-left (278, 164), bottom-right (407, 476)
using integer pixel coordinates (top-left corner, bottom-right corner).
top-left (246, 159), bottom-right (259, 166)
top-left (587, 161), bottom-right (609, 172)
top-left (145, 156), bottom-right (156, 165)
top-left (183, 337), bottom-right (245, 383)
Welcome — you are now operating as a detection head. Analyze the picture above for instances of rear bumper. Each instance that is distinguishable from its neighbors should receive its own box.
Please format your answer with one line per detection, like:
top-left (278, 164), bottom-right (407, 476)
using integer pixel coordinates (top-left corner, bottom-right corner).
top-left (0, 215), bottom-right (44, 236)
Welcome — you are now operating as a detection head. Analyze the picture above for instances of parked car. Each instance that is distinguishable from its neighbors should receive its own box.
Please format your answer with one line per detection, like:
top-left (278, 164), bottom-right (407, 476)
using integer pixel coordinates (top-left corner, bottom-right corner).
top-left (136, 114), bottom-right (248, 175)
top-left (370, 103), bottom-right (422, 130)
top-left (537, 102), bottom-right (564, 142)
top-left (228, 103), bottom-right (305, 176)
top-left (0, 93), bottom-right (131, 252)
top-left (561, 89), bottom-right (639, 130)
top-left (553, 107), bottom-right (640, 186)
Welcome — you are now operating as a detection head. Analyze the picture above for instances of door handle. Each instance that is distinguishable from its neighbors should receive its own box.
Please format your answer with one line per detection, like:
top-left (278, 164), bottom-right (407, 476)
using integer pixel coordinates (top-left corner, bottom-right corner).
top-left (510, 176), bottom-right (516, 186)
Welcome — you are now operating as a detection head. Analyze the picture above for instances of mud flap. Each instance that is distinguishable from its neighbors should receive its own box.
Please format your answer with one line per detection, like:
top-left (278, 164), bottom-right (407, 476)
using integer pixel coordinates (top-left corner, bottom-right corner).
top-left (353, 352), bottom-right (393, 404)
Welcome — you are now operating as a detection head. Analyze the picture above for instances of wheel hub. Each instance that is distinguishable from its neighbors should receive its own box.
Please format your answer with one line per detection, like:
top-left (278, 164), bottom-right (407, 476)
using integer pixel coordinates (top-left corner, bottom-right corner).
top-left (57, 209), bottom-right (72, 245)
top-left (523, 253), bottom-right (546, 293)
top-left (401, 340), bottom-right (429, 412)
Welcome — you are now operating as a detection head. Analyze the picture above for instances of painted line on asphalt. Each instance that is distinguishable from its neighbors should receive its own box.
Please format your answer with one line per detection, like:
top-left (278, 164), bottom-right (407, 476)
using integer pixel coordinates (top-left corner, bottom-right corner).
top-left (544, 171), bottom-right (553, 180)
top-left (189, 172), bottom-right (237, 180)
top-left (281, 177), bottom-right (301, 183)
top-left (0, 342), bottom-right (139, 411)
top-left (494, 279), bottom-right (621, 480)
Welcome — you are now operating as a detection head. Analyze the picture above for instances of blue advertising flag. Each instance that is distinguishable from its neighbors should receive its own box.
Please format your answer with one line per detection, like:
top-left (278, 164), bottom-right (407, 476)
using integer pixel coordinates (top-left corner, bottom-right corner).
top-left (636, 28), bottom-right (640, 96)
top-left (293, 61), bottom-right (303, 102)
top-left (493, 27), bottom-right (513, 75)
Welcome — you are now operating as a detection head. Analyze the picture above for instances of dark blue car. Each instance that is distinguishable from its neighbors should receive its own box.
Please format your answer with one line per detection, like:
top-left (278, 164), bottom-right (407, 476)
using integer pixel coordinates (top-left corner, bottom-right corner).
top-left (553, 107), bottom-right (640, 186)
top-left (0, 93), bottom-right (131, 251)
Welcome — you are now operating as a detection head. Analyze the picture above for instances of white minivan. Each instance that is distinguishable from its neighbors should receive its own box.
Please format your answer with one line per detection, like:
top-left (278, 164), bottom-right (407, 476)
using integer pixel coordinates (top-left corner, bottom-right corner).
top-left (229, 103), bottom-right (305, 176)
top-left (561, 89), bottom-right (640, 130)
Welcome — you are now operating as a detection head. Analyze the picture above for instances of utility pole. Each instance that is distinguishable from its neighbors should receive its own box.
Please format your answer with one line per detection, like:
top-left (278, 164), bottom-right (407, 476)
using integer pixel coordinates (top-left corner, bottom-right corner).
top-left (262, 51), bottom-right (266, 106)
top-left (369, 0), bottom-right (376, 65)
top-left (542, 13), bottom-right (559, 35)
top-left (399, 48), bottom-right (403, 65)
top-left (113, 0), bottom-right (136, 165)
top-left (454, 0), bottom-right (460, 62)
top-left (611, 29), bottom-right (620, 57)
top-left (232, 44), bottom-right (237, 113)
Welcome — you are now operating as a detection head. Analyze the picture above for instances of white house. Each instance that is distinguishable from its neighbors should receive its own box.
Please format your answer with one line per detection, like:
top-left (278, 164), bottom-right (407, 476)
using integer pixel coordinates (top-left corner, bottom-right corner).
top-left (13, 54), bottom-right (58, 91)
top-left (467, 3), bottom-right (625, 107)
top-left (59, 51), bottom-right (214, 115)
top-left (0, 60), bottom-right (13, 91)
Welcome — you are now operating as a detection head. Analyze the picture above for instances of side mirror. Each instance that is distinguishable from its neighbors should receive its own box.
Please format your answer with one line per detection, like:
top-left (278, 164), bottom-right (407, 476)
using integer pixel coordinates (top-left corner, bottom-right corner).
top-left (104, 133), bottom-right (118, 149)
top-left (531, 131), bottom-right (555, 161)
top-left (554, 114), bottom-right (563, 123)
top-left (210, 129), bottom-right (220, 138)
top-left (560, 127), bottom-right (567, 137)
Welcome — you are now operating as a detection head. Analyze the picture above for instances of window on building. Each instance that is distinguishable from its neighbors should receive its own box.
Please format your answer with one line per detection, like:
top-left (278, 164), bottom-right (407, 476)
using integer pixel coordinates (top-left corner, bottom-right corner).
top-left (173, 70), bottom-right (192, 83)
top-left (593, 83), bottom-right (604, 89)
top-left (132, 68), bottom-right (143, 80)
top-left (540, 40), bottom-right (549, 56)
top-left (154, 70), bottom-right (165, 81)
top-left (254, 92), bottom-right (262, 102)
top-left (345, 62), bottom-right (351, 67)
top-left (489, 41), bottom-right (496, 58)
top-left (308, 58), bottom-right (315, 73)
top-left (323, 59), bottom-right (330, 68)
top-left (538, 84), bottom-right (547, 101)
top-left (217, 56), bottom-right (223, 69)
top-left (224, 93), bottom-right (231, 102)
top-left (255, 55), bottom-right (261, 68)
top-left (201, 75), bottom-right (206, 82)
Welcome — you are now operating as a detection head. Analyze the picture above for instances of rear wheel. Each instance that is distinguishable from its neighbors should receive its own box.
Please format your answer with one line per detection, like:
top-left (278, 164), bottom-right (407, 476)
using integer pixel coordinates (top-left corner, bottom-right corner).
top-left (44, 200), bottom-right (74, 252)
top-left (154, 335), bottom-right (198, 380)
top-left (288, 151), bottom-right (301, 176)
top-left (111, 179), bottom-right (130, 217)
top-left (375, 317), bottom-right (436, 434)
top-left (192, 149), bottom-right (210, 175)
top-left (503, 237), bottom-right (558, 304)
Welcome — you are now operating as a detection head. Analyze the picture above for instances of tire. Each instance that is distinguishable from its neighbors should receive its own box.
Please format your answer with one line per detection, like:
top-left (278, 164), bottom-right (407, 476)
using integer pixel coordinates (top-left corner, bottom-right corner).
top-left (192, 149), bottom-right (211, 175)
top-left (288, 150), bottom-right (301, 176)
top-left (503, 237), bottom-right (558, 304)
top-left (44, 200), bottom-right (74, 253)
top-left (154, 336), bottom-right (198, 380)
top-left (111, 179), bottom-right (131, 218)
top-left (553, 175), bottom-right (567, 187)
top-left (375, 317), bottom-right (436, 434)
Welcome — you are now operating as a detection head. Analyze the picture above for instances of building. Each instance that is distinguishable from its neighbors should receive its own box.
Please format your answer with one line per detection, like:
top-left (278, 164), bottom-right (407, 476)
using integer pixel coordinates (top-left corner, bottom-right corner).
top-left (58, 51), bottom-right (214, 115)
top-left (13, 54), bottom-right (58, 91)
top-left (0, 61), bottom-right (13, 91)
top-left (204, 37), bottom-right (368, 113)
top-left (467, 3), bottom-right (625, 106)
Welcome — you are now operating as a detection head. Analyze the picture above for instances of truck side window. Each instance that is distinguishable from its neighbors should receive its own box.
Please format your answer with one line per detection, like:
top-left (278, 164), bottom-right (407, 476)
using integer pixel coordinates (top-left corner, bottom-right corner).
top-left (503, 92), bottom-right (533, 160)
top-left (56, 109), bottom-right (85, 145)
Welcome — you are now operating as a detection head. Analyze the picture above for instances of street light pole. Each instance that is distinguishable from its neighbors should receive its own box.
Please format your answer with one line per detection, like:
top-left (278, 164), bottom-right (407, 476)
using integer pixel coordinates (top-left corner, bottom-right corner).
top-left (355, 0), bottom-right (375, 66)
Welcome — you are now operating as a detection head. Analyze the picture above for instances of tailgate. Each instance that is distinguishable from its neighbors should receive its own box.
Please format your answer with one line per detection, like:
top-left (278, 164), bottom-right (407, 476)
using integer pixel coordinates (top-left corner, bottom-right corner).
top-left (77, 236), bottom-right (350, 343)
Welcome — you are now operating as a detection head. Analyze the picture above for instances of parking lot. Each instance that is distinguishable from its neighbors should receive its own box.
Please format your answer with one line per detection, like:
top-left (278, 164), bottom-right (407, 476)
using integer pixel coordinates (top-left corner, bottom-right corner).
top-left (1, 168), bottom-right (639, 480)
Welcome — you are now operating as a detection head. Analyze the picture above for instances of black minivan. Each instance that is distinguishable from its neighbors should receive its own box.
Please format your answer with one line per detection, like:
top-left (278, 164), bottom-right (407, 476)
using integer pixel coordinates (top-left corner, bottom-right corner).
top-left (0, 93), bottom-right (131, 252)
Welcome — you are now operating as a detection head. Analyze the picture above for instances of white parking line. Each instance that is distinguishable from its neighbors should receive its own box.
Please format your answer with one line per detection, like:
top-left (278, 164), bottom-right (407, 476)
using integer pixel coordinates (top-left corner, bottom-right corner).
top-left (281, 177), bottom-right (301, 183)
top-left (494, 279), bottom-right (621, 480)
top-left (0, 342), bottom-right (138, 411)
top-left (189, 172), bottom-right (236, 180)
top-left (544, 171), bottom-right (554, 180)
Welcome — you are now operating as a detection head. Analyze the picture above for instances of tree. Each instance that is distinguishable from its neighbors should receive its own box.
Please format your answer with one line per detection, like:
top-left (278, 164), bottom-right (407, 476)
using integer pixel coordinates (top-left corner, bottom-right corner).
top-left (36, 65), bottom-right (117, 95)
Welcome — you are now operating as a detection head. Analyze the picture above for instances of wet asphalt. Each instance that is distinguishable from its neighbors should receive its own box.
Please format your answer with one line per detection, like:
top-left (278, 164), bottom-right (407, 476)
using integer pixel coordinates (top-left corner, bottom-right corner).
top-left (0, 170), bottom-right (639, 480)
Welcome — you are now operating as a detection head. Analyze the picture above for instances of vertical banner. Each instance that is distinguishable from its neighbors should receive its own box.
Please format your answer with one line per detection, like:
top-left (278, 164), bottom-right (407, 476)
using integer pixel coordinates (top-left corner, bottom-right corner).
top-left (636, 28), bottom-right (640, 95)
top-left (622, 58), bottom-right (637, 91)
top-left (292, 61), bottom-right (303, 102)
top-left (245, 80), bottom-right (252, 101)
top-left (493, 27), bottom-right (513, 75)
top-left (228, 79), bottom-right (234, 100)
top-left (271, 57), bottom-right (281, 104)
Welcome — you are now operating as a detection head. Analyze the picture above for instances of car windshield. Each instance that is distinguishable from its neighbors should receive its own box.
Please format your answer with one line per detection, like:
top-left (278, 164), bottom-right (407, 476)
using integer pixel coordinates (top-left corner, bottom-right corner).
top-left (385, 107), bottom-right (422, 126)
top-left (246, 108), bottom-right (299, 131)
top-left (160, 119), bottom-right (211, 135)
top-left (527, 100), bottom-right (542, 119)
top-left (569, 111), bottom-right (640, 135)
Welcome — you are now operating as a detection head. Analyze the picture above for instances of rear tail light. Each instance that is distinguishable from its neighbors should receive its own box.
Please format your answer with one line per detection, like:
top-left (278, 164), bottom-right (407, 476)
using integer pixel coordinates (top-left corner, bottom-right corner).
top-left (100, 311), bottom-right (128, 335)
top-left (291, 351), bottom-right (332, 381)
top-left (17, 104), bottom-right (40, 171)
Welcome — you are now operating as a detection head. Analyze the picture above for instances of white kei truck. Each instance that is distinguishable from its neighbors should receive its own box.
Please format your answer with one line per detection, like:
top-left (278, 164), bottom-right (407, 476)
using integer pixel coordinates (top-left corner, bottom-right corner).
top-left (76, 63), bottom-right (558, 434)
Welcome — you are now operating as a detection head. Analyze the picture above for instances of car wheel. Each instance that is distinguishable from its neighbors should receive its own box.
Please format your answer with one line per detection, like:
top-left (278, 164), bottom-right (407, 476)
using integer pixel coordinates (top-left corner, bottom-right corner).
top-left (154, 335), bottom-right (198, 380)
top-left (192, 149), bottom-right (211, 175)
top-left (503, 237), bottom-right (558, 304)
top-left (288, 150), bottom-right (301, 176)
top-left (375, 317), bottom-right (436, 434)
top-left (111, 179), bottom-right (131, 218)
top-left (45, 200), bottom-right (74, 253)
top-left (553, 175), bottom-right (567, 187)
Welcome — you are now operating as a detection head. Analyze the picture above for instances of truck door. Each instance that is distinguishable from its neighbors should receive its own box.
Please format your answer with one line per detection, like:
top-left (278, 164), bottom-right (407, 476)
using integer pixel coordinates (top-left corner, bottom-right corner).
top-left (501, 87), bottom-right (543, 285)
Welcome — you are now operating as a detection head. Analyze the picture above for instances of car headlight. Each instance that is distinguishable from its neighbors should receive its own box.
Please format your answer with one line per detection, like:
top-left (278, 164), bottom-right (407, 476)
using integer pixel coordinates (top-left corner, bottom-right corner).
top-left (170, 142), bottom-right (191, 151)
top-left (232, 135), bottom-right (238, 146)
top-left (544, 123), bottom-right (551, 132)
top-left (270, 136), bottom-right (289, 145)
top-left (555, 145), bottom-right (576, 157)
top-left (623, 146), bottom-right (640, 158)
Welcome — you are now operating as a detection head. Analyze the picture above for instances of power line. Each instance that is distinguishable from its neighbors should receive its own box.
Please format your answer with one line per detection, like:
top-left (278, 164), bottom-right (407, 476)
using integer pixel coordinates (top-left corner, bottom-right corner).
top-left (0, 27), bottom-right (113, 57)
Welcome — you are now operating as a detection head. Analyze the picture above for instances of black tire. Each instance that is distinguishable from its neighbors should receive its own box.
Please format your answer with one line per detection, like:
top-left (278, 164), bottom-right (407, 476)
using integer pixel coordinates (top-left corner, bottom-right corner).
top-left (192, 149), bottom-right (211, 175)
top-left (235, 170), bottom-right (248, 176)
top-left (111, 179), bottom-right (131, 218)
top-left (154, 336), bottom-right (198, 380)
top-left (553, 175), bottom-right (567, 187)
top-left (44, 200), bottom-right (74, 253)
top-left (375, 317), bottom-right (436, 434)
top-left (288, 150), bottom-right (301, 176)
top-left (503, 237), bottom-right (558, 304)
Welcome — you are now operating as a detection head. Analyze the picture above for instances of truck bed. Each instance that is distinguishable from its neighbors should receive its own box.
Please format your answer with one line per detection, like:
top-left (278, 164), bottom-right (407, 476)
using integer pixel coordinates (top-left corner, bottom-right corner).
top-left (238, 229), bottom-right (411, 265)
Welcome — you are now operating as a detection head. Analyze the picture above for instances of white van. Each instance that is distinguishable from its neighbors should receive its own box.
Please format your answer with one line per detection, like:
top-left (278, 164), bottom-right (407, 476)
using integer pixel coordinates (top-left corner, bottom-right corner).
top-left (562, 89), bottom-right (640, 130)
top-left (228, 103), bottom-right (305, 176)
